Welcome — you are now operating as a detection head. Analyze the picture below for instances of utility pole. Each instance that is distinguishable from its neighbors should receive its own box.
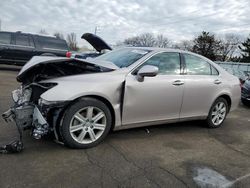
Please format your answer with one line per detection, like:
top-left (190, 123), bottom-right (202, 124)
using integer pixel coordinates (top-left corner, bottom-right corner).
top-left (94, 26), bottom-right (100, 35)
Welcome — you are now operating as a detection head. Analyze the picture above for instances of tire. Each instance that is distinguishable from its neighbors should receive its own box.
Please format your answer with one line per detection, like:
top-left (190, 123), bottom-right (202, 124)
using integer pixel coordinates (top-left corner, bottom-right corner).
top-left (60, 98), bottom-right (112, 149)
top-left (206, 97), bottom-right (228, 128)
top-left (242, 98), bottom-right (250, 107)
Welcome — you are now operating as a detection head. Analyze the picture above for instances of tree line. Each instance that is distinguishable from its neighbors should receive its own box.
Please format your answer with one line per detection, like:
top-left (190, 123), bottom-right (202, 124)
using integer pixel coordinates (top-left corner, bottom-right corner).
top-left (39, 28), bottom-right (250, 62)
top-left (122, 31), bottom-right (250, 63)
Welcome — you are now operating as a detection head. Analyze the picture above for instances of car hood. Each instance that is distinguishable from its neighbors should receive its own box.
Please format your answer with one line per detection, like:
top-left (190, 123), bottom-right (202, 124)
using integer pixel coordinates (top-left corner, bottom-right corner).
top-left (81, 33), bottom-right (112, 52)
top-left (17, 56), bottom-right (119, 83)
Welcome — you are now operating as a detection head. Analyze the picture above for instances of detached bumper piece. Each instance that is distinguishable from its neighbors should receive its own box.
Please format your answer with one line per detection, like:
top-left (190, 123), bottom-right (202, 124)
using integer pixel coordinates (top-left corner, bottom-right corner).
top-left (0, 140), bottom-right (24, 154)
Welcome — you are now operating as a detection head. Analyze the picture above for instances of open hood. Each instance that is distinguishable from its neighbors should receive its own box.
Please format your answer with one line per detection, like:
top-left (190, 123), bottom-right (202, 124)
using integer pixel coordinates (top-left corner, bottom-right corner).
top-left (17, 56), bottom-right (118, 84)
top-left (81, 33), bottom-right (112, 52)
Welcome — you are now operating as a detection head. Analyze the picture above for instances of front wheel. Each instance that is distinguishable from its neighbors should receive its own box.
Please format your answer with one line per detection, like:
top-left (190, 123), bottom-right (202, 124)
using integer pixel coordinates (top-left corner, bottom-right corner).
top-left (206, 97), bottom-right (228, 128)
top-left (60, 98), bottom-right (112, 148)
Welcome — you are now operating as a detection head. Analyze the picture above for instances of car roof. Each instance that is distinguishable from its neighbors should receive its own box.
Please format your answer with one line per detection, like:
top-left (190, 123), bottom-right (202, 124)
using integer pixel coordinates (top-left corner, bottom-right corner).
top-left (120, 46), bottom-right (212, 60)
top-left (120, 46), bottom-right (197, 54)
top-left (0, 31), bottom-right (58, 39)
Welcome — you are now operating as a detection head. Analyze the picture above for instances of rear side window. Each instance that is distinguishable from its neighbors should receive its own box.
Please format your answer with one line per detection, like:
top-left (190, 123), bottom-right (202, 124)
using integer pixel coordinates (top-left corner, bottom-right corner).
top-left (16, 34), bottom-right (30, 46)
top-left (0, 33), bottom-right (11, 44)
top-left (184, 54), bottom-right (218, 75)
top-left (38, 36), bottom-right (68, 50)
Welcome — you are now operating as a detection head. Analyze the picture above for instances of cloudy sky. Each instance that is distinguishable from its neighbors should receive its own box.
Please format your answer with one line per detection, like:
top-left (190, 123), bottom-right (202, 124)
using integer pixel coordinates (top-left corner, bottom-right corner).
top-left (0, 0), bottom-right (250, 47)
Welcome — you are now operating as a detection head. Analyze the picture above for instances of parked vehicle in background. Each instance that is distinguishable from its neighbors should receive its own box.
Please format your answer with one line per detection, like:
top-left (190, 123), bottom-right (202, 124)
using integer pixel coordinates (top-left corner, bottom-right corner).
top-left (241, 79), bottom-right (250, 107)
top-left (0, 31), bottom-right (69, 66)
top-left (2, 47), bottom-right (241, 149)
top-left (69, 33), bottom-right (112, 59)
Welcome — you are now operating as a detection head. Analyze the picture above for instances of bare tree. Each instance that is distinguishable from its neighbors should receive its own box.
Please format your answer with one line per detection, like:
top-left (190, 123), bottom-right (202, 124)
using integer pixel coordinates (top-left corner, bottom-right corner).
top-left (66, 33), bottom-right (79, 51)
top-left (174, 40), bottom-right (194, 51)
top-left (124, 33), bottom-right (155, 47)
top-left (124, 33), bottom-right (171, 48)
top-left (54, 32), bottom-right (64, 40)
top-left (38, 29), bottom-right (48, 35)
top-left (218, 34), bottom-right (241, 61)
top-left (155, 34), bottom-right (171, 48)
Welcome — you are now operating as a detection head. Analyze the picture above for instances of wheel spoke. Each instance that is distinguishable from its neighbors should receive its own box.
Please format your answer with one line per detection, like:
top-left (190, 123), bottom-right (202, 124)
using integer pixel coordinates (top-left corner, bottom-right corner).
top-left (77, 130), bottom-right (87, 142)
top-left (218, 102), bottom-right (224, 110)
top-left (215, 116), bottom-right (220, 124)
top-left (88, 129), bottom-right (96, 141)
top-left (212, 115), bottom-right (218, 123)
top-left (70, 124), bottom-right (84, 133)
top-left (212, 111), bottom-right (217, 116)
top-left (87, 107), bottom-right (94, 119)
top-left (74, 112), bottom-right (87, 123)
top-left (93, 123), bottom-right (105, 130)
top-left (220, 107), bottom-right (226, 113)
top-left (93, 112), bottom-right (104, 123)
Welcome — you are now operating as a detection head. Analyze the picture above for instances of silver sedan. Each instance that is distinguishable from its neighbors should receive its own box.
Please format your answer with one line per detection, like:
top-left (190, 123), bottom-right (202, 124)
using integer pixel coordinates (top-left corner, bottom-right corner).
top-left (2, 47), bottom-right (241, 148)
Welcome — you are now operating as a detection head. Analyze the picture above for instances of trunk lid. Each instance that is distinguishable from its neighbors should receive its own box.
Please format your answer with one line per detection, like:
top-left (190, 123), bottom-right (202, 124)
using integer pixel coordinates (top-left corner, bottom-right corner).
top-left (81, 33), bottom-right (112, 52)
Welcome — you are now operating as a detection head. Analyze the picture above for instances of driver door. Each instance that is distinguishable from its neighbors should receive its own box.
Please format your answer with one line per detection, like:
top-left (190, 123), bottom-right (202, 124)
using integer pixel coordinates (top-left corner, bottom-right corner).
top-left (122, 52), bottom-right (185, 125)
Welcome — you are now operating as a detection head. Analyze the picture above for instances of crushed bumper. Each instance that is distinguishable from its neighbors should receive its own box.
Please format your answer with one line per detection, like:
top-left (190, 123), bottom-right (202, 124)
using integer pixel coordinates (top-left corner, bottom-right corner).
top-left (2, 104), bottom-right (49, 139)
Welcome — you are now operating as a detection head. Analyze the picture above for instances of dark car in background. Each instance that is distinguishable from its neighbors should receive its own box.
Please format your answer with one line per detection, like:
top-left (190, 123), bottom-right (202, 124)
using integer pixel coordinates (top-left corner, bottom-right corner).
top-left (241, 79), bottom-right (250, 107)
top-left (69, 33), bottom-right (112, 59)
top-left (0, 31), bottom-right (69, 65)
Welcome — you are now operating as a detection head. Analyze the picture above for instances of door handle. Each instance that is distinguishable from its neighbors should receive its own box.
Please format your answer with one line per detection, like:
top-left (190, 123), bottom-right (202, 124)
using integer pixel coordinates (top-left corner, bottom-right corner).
top-left (214, 79), bottom-right (222, 84)
top-left (172, 80), bottom-right (184, 86)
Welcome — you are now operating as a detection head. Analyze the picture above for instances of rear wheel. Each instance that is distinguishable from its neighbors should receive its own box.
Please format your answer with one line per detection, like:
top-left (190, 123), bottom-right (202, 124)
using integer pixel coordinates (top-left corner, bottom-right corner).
top-left (206, 97), bottom-right (228, 128)
top-left (60, 98), bottom-right (112, 148)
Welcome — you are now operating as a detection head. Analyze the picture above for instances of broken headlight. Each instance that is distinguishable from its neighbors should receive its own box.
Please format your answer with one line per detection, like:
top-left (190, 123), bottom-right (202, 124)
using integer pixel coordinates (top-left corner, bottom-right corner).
top-left (12, 87), bottom-right (32, 105)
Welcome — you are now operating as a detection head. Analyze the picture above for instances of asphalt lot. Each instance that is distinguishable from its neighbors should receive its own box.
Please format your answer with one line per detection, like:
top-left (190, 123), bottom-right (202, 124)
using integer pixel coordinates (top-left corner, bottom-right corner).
top-left (0, 67), bottom-right (250, 188)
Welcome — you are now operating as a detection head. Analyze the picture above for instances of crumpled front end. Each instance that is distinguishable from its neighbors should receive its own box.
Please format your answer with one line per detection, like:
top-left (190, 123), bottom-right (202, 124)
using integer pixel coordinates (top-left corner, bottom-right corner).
top-left (2, 84), bottom-right (58, 140)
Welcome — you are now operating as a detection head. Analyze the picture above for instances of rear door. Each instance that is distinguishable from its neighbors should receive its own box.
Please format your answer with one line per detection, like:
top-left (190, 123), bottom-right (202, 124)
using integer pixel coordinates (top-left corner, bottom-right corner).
top-left (37, 36), bottom-right (68, 56)
top-left (180, 53), bottom-right (221, 118)
top-left (122, 52), bottom-right (185, 125)
top-left (0, 32), bottom-right (13, 62)
top-left (13, 33), bottom-right (36, 64)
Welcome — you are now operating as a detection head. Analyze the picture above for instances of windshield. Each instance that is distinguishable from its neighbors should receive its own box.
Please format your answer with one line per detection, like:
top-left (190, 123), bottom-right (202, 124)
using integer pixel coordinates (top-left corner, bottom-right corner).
top-left (96, 48), bottom-right (151, 68)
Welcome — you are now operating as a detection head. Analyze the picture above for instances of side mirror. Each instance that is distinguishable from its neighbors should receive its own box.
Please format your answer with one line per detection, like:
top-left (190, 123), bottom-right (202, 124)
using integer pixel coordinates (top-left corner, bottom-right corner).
top-left (137, 65), bottom-right (159, 82)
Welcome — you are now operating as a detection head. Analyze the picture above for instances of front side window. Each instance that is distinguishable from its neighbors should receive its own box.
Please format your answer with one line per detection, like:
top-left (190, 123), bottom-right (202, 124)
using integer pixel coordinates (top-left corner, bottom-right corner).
top-left (184, 54), bottom-right (217, 75)
top-left (16, 34), bottom-right (29, 46)
top-left (142, 52), bottom-right (181, 75)
top-left (0, 33), bottom-right (11, 44)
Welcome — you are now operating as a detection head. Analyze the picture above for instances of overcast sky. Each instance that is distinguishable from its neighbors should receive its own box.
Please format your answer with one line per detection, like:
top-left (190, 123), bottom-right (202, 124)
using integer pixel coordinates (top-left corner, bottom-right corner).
top-left (0, 0), bottom-right (250, 47)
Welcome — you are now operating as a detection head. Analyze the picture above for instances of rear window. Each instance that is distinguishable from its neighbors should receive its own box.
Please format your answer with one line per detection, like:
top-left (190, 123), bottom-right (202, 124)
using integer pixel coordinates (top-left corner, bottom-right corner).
top-left (0, 33), bottom-right (11, 44)
top-left (38, 36), bottom-right (68, 50)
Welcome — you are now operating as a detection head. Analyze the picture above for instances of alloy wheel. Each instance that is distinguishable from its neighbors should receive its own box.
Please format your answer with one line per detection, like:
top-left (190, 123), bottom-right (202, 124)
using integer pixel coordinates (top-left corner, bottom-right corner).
top-left (211, 102), bottom-right (227, 126)
top-left (69, 106), bottom-right (107, 144)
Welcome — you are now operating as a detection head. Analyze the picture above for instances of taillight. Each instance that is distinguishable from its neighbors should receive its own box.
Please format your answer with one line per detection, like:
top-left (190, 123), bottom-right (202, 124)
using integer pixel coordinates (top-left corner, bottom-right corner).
top-left (66, 51), bottom-right (72, 58)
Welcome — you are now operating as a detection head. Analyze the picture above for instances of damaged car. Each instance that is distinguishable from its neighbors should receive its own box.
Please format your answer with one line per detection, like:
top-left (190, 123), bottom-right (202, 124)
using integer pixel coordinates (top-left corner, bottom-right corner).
top-left (2, 47), bottom-right (241, 149)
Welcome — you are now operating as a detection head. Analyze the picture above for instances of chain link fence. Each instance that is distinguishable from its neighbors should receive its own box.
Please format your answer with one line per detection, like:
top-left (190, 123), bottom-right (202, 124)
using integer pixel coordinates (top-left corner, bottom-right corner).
top-left (215, 62), bottom-right (250, 74)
